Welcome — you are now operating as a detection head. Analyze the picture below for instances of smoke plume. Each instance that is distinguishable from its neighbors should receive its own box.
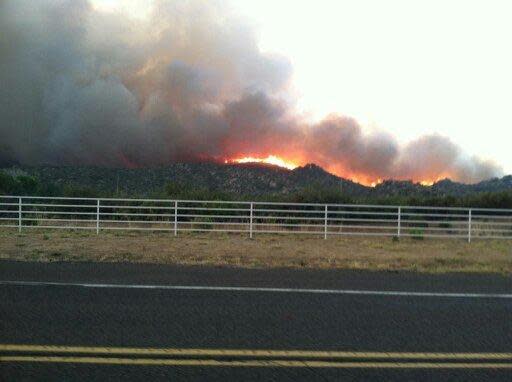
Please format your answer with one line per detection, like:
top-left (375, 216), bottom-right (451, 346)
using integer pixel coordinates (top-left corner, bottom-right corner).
top-left (0, 0), bottom-right (503, 184)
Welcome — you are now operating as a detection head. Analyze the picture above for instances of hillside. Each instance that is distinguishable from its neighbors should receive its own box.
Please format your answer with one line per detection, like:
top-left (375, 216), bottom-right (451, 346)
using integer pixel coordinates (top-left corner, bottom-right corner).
top-left (2, 163), bottom-right (511, 199)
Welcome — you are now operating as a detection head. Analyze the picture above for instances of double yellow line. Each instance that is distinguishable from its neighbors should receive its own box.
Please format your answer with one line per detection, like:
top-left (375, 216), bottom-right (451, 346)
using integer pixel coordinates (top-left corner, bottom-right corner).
top-left (1, 344), bottom-right (512, 368)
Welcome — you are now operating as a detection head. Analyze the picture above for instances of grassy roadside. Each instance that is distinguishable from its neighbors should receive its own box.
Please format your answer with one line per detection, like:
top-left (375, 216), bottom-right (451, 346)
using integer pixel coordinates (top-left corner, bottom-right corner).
top-left (0, 228), bottom-right (511, 274)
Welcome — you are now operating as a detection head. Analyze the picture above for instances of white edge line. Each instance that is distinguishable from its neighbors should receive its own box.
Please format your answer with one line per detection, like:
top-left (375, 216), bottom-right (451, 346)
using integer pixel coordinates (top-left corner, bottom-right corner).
top-left (0, 280), bottom-right (511, 299)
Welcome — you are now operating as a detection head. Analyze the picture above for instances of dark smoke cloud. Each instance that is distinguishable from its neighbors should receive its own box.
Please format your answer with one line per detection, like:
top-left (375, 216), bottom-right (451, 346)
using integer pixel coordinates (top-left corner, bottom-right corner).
top-left (0, 0), bottom-right (503, 184)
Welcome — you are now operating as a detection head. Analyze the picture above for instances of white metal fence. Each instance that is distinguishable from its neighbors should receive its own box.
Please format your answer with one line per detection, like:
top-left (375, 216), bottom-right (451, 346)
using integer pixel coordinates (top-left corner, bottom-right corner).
top-left (1, 195), bottom-right (512, 242)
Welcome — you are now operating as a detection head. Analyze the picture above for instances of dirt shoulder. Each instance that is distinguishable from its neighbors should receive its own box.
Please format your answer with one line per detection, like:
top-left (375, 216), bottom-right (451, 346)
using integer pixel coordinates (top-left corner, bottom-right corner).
top-left (0, 229), bottom-right (511, 274)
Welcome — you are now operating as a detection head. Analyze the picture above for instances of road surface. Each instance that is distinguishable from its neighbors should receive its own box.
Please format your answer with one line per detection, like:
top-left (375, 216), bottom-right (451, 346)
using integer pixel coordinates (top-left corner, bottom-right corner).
top-left (1, 260), bottom-right (512, 381)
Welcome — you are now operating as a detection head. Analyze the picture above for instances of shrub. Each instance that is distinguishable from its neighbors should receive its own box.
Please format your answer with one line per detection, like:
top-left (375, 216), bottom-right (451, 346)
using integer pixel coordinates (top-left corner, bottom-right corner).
top-left (193, 216), bottom-right (214, 230)
top-left (409, 228), bottom-right (425, 240)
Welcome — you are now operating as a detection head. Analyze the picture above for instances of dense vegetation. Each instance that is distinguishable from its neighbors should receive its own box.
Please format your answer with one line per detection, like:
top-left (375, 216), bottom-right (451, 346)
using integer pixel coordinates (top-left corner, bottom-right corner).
top-left (0, 171), bottom-right (99, 198)
top-left (2, 167), bottom-right (512, 209)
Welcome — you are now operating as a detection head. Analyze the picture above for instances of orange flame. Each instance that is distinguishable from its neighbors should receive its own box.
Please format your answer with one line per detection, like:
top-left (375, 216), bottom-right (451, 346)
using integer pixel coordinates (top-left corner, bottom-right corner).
top-left (370, 179), bottom-right (383, 188)
top-left (226, 155), bottom-right (298, 170)
top-left (225, 154), bottom-right (446, 187)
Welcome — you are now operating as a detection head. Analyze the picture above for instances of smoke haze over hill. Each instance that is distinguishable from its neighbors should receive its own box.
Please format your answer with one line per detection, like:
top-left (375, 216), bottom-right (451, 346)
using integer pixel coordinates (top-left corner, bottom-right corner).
top-left (0, 0), bottom-right (503, 184)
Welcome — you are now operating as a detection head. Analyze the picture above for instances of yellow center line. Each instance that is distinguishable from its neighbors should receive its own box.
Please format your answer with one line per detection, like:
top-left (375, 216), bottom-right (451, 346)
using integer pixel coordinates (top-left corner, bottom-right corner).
top-left (1, 356), bottom-right (512, 368)
top-left (1, 344), bottom-right (512, 360)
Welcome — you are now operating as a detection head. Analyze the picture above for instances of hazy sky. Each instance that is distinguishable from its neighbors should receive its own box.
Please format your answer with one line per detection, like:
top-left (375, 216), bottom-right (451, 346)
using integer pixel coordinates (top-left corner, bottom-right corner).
top-left (93, 0), bottom-right (512, 174)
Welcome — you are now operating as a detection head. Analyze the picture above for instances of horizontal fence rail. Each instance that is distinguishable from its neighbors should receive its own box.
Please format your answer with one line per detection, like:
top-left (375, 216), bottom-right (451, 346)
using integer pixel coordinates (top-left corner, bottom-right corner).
top-left (1, 195), bottom-right (512, 242)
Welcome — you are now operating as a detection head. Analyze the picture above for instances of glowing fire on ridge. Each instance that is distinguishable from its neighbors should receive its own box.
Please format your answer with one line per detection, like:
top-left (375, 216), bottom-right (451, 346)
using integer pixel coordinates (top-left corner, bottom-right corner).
top-left (370, 179), bottom-right (383, 188)
top-left (225, 155), bottom-right (442, 187)
top-left (226, 155), bottom-right (298, 170)
top-left (419, 176), bottom-right (446, 186)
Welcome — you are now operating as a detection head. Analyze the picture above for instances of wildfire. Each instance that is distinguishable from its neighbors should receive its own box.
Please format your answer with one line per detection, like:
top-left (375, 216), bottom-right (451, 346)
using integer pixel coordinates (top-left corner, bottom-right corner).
top-left (419, 176), bottom-right (446, 186)
top-left (224, 155), bottom-right (450, 187)
top-left (226, 155), bottom-right (298, 170)
top-left (370, 179), bottom-right (383, 188)
top-left (361, 178), bottom-right (437, 187)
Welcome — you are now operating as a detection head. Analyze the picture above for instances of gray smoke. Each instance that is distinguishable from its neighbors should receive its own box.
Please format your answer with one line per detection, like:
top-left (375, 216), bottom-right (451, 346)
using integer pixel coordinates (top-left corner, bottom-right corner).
top-left (0, 0), bottom-right (503, 183)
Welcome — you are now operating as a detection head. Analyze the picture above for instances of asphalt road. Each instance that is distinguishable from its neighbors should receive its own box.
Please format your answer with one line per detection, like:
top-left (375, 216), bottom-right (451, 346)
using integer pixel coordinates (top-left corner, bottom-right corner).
top-left (1, 260), bottom-right (512, 381)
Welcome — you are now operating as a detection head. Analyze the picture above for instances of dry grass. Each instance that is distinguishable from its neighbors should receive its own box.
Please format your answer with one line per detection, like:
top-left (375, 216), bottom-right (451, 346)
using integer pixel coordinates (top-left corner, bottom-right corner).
top-left (0, 228), bottom-right (511, 274)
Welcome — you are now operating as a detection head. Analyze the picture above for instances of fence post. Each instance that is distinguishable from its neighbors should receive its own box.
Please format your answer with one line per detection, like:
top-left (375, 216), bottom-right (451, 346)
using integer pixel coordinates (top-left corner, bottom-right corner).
top-left (96, 199), bottom-right (100, 234)
top-left (397, 206), bottom-right (401, 238)
top-left (174, 201), bottom-right (178, 236)
top-left (18, 197), bottom-right (22, 233)
top-left (249, 202), bottom-right (254, 238)
top-left (324, 205), bottom-right (328, 239)
top-left (468, 209), bottom-right (472, 243)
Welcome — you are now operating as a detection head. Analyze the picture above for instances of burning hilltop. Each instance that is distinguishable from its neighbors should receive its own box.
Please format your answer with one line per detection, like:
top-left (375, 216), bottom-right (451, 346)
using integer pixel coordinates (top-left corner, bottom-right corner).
top-left (0, 0), bottom-right (503, 185)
